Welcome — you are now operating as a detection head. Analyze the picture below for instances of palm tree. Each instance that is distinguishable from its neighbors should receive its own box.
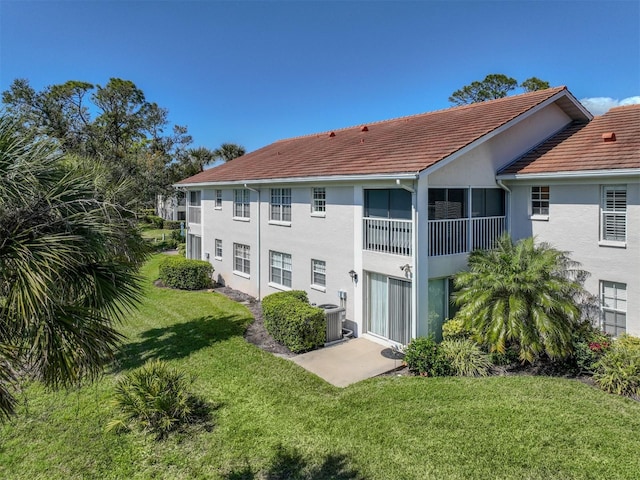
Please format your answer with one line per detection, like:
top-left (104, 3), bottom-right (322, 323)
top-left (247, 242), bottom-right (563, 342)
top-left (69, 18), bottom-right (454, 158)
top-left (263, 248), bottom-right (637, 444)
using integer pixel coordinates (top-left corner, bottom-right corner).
top-left (452, 234), bottom-right (587, 363)
top-left (185, 146), bottom-right (216, 173)
top-left (0, 115), bottom-right (148, 418)
top-left (213, 143), bottom-right (245, 163)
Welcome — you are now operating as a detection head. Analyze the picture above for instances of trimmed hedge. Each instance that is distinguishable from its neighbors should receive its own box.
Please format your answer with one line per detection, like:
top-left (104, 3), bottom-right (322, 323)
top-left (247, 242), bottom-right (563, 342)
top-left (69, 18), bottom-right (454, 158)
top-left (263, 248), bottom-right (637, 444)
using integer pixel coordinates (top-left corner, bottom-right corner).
top-left (262, 290), bottom-right (325, 353)
top-left (159, 256), bottom-right (213, 290)
top-left (143, 215), bottom-right (164, 229)
top-left (165, 220), bottom-right (182, 230)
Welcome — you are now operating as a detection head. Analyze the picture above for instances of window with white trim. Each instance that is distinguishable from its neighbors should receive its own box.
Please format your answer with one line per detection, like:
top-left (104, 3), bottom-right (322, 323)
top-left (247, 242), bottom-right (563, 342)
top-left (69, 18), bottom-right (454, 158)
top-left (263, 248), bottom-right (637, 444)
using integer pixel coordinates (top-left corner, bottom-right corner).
top-left (188, 190), bottom-right (202, 224)
top-left (531, 186), bottom-right (549, 216)
top-left (270, 251), bottom-right (292, 287)
top-left (311, 259), bottom-right (326, 287)
top-left (214, 239), bottom-right (222, 259)
top-left (601, 281), bottom-right (626, 336)
top-left (311, 187), bottom-right (326, 214)
top-left (270, 188), bottom-right (291, 222)
top-left (233, 243), bottom-right (250, 274)
top-left (601, 185), bottom-right (626, 242)
top-left (215, 189), bottom-right (222, 209)
top-left (234, 189), bottom-right (250, 219)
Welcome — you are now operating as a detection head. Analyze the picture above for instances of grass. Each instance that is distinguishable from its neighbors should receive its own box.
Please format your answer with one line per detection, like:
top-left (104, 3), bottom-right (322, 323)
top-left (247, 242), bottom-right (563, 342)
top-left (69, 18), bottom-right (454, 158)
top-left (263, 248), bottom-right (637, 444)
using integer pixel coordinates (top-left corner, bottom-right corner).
top-left (1, 254), bottom-right (639, 479)
top-left (140, 227), bottom-right (175, 242)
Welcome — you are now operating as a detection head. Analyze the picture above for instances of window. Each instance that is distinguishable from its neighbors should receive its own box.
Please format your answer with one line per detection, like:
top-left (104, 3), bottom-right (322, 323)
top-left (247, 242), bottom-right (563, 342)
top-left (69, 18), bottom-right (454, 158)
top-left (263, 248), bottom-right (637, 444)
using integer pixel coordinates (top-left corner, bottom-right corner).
top-left (270, 188), bottom-right (291, 222)
top-left (531, 186), bottom-right (549, 217)
top-left (215, 190), bottom-right (222, 209)
top-left (428, 189), bottom-right (467, 220)
top-left (214, 239), bottom-right (222, 259)
top-left (311, 259), bottom-right (326, 287)
top-left (189, 190), bottom-right (201, 207)
top-left (365, 189), bottom-right (411, 219)
top-left (471, 189), bottom-right (505, 217)
top-left (270, 251), bottom-right (292, 288)
top-left (233, 243), bottom-right (250, 275)
top-left (601, 281), bottom-right (626, 336)
top-left (312, 187), bottom-right (326, 214)
top-left (234, 189), bottom-right (250, 219)
top-left (187, 234), bottom-right (201, 260)
top-left (601, 185), bottom-right (626, 242)
top-left (188, 190), bottom-right (202, 224)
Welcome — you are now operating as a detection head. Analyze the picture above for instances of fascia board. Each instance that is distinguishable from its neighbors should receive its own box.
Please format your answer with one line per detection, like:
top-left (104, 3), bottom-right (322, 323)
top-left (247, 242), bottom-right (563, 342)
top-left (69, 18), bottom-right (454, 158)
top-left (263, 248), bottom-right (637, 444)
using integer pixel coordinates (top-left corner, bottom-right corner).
top-left (173, 172), bottom-right (419, 189)
top-left (497, 168), bottom-right (640, 181)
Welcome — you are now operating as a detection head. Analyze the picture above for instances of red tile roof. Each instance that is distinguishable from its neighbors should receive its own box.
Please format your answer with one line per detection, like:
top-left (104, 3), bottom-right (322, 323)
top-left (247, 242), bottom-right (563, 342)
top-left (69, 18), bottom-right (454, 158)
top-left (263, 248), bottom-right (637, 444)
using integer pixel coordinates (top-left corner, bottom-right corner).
top-left (500, 104), bottom-right (640, 175)
top-left (178, 87), bottom-right (573, 185)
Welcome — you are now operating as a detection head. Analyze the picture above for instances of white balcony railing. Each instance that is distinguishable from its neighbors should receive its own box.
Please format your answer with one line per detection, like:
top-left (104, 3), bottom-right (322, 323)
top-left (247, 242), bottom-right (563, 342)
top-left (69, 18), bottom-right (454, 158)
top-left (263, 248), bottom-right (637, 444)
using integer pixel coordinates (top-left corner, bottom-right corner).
top-left (188, 206), bottom-right (201, 224)
top-left (429, 216), bottom-right (505, 256)
top-left (363, 218), bottom-right (412, 256)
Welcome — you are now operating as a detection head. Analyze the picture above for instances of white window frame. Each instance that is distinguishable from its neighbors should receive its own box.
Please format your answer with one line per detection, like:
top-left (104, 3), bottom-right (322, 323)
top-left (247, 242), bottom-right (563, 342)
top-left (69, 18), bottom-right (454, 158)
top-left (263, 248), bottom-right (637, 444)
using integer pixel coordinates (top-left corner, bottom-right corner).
top-left (311, 187), bottom-right (326, 217)
top-left (188, 190), bottom-right (202, 224)
top-left (270, 188), bottom-right (292, 224)
top-left (215, 189), bottom-right (223, 210)
top-left (233, 243), bottom-right (250, 277)
top-left (311, 259), bottom-right (326, 292)
top-left (600, 185), bottom-right (626, 246)
top-left (600, 281), bottom-right (626, 336)
top-left (269, 251), bottom-right (292, 290)
top-left (234, 189), bottom-right (250, 220)
top-left (530, 186), bottom-right (549, 219)
top-left (214, 239), bottom-right (222, 260)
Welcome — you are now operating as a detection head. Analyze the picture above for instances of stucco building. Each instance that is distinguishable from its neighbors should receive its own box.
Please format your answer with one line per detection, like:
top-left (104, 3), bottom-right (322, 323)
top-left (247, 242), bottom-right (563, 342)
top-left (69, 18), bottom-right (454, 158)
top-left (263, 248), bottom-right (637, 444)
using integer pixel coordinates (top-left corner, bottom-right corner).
top-left (176, 87), bottom-right (639, 344)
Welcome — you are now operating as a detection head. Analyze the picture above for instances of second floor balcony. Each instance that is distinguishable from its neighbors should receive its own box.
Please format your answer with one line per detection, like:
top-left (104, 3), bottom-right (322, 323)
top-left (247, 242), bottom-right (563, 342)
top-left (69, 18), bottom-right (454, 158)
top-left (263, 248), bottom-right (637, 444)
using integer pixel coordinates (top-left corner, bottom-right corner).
top-left (363, 215), bottom-right (506, 258)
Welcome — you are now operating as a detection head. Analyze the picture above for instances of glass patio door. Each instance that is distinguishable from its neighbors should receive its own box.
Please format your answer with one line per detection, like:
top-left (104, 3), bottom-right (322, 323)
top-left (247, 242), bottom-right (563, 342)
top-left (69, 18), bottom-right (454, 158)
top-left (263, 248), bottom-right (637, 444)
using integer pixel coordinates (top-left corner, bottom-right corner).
top-left (367, 273), bottom-right (411, 345)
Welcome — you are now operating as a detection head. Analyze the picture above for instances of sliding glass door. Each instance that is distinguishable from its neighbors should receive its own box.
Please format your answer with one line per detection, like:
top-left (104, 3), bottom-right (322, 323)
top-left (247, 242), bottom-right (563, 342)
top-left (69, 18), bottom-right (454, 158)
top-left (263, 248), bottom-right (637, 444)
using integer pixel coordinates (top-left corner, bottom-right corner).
top-left (367, 272), bottom-right (411, 345)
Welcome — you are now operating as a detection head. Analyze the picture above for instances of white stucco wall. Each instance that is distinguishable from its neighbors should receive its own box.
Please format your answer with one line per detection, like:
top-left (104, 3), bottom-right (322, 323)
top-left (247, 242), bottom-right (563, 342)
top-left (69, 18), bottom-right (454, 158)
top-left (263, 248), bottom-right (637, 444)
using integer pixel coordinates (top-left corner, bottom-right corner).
top-left (509, 178), bottom-right (640, 336)
top-left (192, 185), bottom-right (357, 325)
top-left (429, 103), bottom-right (572, 187)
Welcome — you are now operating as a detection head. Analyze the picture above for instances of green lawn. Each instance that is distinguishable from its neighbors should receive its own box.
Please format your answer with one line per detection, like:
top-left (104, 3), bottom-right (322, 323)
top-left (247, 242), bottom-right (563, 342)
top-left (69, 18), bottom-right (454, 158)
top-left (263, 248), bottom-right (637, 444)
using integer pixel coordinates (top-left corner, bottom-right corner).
top-left (140, 227), bottom-right (175, 242)
top-left (1, 255), bottom-right (639, 479)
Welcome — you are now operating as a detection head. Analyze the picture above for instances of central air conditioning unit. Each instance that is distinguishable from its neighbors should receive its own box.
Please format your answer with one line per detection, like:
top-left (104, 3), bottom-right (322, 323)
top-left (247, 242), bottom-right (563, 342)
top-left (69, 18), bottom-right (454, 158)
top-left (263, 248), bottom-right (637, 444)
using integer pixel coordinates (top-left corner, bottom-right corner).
top-left (317, 304), bottom-right (346, 344)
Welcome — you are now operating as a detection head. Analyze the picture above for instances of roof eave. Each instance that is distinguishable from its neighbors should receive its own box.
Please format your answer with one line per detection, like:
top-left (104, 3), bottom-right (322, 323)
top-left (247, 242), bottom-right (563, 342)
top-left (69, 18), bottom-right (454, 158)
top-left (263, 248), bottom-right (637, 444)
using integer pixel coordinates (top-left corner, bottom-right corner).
top-left (173, 171), bottom-right (420, 188)
top-left (497, 168), bottom-right (640, 181)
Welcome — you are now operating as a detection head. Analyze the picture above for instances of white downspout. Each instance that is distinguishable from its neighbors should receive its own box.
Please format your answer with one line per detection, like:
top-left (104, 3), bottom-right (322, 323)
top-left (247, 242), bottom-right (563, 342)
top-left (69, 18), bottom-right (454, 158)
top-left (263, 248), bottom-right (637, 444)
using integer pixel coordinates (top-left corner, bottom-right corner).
top-left (244, 184), bottom-right (261, 299)
top-left (497, 179), bottom-right (511, 234)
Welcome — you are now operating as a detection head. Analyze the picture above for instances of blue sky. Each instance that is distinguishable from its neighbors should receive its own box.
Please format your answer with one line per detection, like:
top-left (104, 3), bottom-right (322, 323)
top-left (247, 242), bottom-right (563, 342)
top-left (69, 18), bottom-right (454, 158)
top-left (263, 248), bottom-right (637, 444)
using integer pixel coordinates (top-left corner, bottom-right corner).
top-left (1, 1), bottom-right (638, 153)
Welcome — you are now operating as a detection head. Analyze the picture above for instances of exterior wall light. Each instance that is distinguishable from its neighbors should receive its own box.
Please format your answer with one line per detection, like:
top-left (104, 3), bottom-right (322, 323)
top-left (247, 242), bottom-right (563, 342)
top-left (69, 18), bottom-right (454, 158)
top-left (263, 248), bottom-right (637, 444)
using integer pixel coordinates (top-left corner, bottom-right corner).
top-left (348, 270), bottom-right (358, 283)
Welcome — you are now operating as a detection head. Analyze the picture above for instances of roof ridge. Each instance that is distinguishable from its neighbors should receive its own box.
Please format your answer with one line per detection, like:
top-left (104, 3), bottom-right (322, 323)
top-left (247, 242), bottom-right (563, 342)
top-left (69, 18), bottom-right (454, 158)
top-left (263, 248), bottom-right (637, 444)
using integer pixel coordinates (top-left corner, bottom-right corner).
top-left (274, 86), bottom-right (567, 144)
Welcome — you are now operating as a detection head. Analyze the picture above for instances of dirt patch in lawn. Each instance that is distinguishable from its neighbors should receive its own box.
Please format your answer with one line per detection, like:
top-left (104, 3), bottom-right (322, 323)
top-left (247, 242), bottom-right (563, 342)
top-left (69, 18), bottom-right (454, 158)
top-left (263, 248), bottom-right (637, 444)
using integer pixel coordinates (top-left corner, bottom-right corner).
top-left (212, 286), bottom-right (295, 358)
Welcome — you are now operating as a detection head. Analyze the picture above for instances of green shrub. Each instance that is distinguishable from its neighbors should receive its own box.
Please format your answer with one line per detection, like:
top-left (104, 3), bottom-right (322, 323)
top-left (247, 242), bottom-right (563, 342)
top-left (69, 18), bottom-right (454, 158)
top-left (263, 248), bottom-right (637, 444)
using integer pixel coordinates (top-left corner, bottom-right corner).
top-left (593, 336), bottom-right (640, 398)
top-left (440, 338), bottom-right (492, 377)
top-left (159, 256), bottom-right (213, 290)
top-left (177, 242), bottom-right (186, 257)
top-left (107, 360), bottom-right (210, 440)
top-left (568, 323), bottom-right (611, 374)
top-left (404, 337), bottom-right (450, 377)
top-left (442, 318), bottom-right (475, 340)
top-left (148, 238), bottom-right (179, 252)
top-left (139, 208), bottom-right (155, 217)
top-left (170, 229), bottom-right (183, 241)
top-left (165, 220), bottom-right (182, 230)
top-left (262, 290), bottom-right (325, 353)
top-left (143, 215), bottom-right (164, 229)
top-left (488, 345), bottom-right (520, 366)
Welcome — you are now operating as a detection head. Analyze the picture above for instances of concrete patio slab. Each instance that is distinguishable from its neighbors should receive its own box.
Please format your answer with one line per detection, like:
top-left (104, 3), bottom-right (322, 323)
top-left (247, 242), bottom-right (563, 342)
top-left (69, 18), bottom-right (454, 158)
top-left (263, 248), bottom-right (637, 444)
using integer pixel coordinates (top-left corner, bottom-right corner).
top-left (290, 337), bottom-right (404, 387)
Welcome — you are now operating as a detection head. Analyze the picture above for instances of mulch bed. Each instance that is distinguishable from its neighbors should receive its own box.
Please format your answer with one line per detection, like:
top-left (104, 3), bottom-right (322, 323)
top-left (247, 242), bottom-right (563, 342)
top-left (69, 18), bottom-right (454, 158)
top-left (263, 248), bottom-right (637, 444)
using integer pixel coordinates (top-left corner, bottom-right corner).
top-left (212, 286), bottom-right (296, 358)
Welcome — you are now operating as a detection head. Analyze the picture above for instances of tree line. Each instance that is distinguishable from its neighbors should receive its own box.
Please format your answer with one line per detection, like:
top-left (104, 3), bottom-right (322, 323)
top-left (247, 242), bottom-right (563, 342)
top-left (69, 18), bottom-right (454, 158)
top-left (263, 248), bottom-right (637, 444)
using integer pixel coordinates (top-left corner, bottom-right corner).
top-left (1, 78), bottom-right (245, 210)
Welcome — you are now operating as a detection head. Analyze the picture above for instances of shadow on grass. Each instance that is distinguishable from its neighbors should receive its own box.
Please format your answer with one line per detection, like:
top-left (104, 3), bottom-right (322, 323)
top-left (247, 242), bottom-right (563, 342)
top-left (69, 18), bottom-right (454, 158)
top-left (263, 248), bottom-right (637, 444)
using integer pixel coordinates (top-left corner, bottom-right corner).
top-left (224, 444), bottom-right (363, 480)
top-left (113, 315), bottom-right (244, 371)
